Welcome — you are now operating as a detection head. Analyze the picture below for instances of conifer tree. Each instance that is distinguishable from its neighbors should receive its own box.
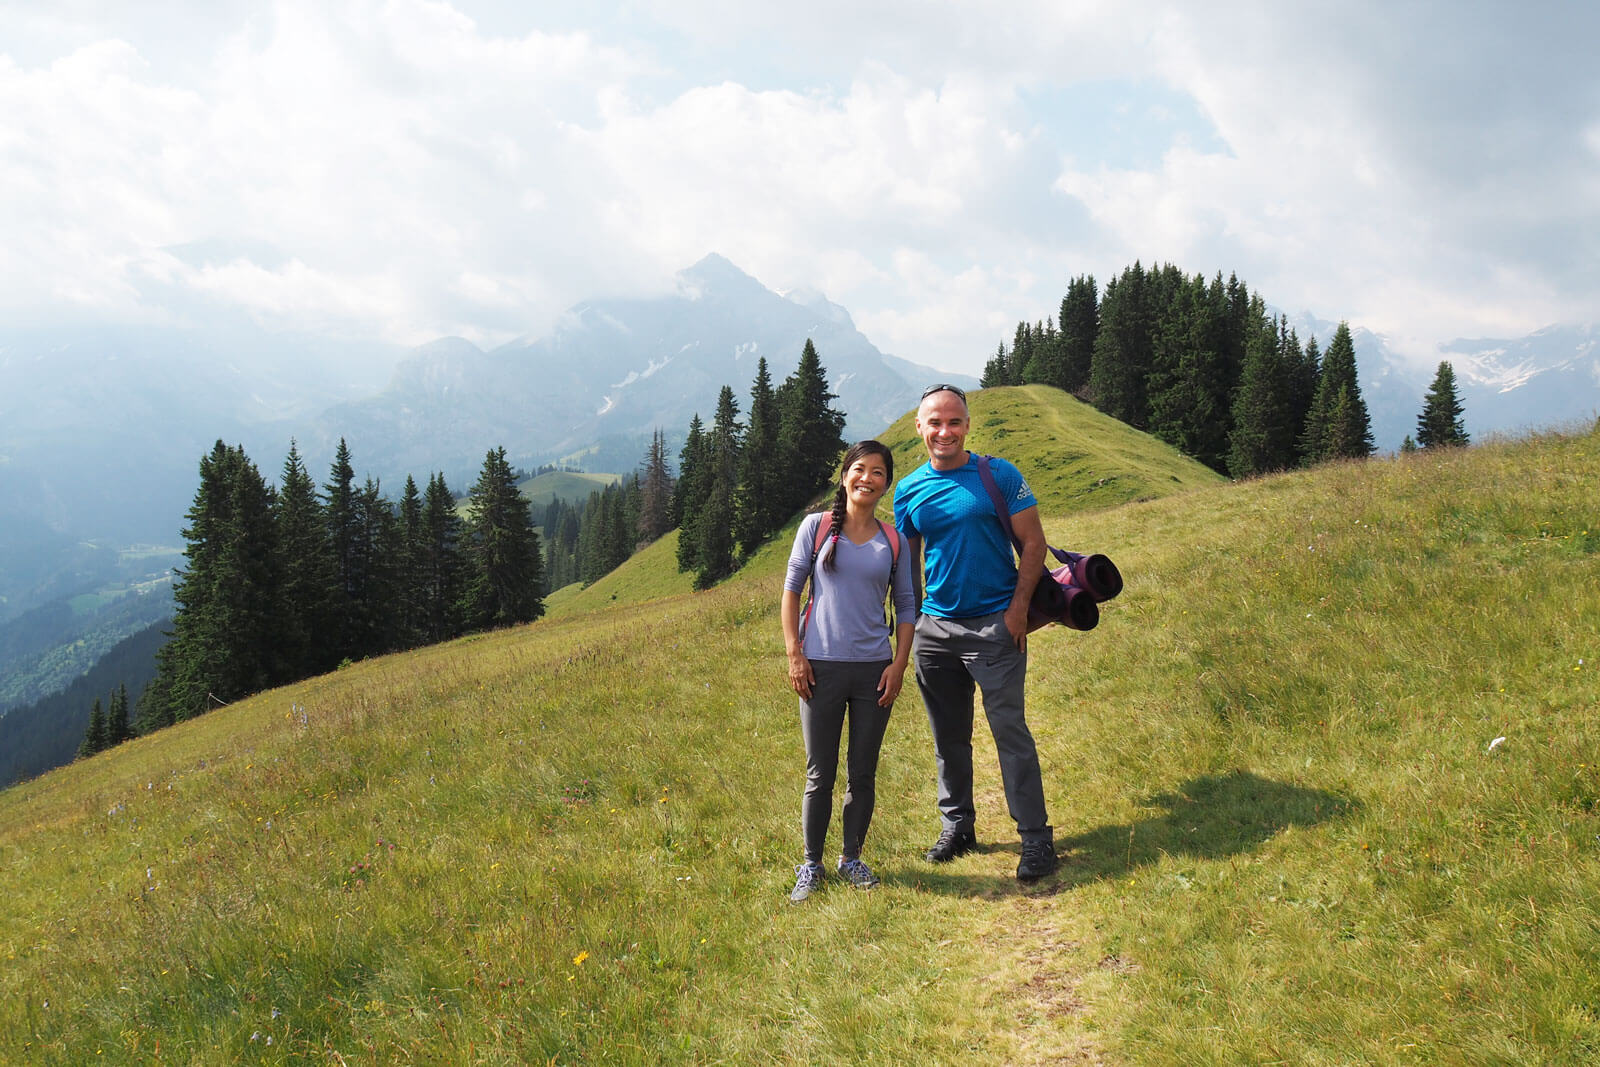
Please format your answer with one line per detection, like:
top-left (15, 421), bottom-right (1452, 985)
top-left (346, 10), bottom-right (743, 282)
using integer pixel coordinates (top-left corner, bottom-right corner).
top-left (419, 473), bottom-right (466, 643)
top-left (1088, 263), bottom-right (1154, 427)
top-left (323, 439), bottom-right (362, 661)
top-left (981, 343), bottom-right (1010, 388)
top-left (690, 386), bottom-right (743, 588)
top-left (774, 340), bottom-right (847, 517)
top-left (150, 441), bottom-right (280, 722)
top-left (105, 684), bottom-right (132, 747)
top-left (396, 475), bottom-right (428, 648)
top-left (1300, 323), bottom-right (1373, 463)
top-left (637, 429), bottom-right (674, 545)
top-left (1057, 274), bottom-right (1098, 393)
top-left (735, 358), bottom-right (784, 557)
top-left (273, 441), bottom-right (333, 677)
top-left (674, 415), bottom-right (710, 574)
top-left (355, 476), bottom-right (403, 654)
top-left (459, 446), bottom-right (545, 629)
top-left (1227, 316), bottom-right (1295, 477)
top-left (1416, 361), bottom-right (1469, 448)
top-left (78, 698), bottom-right (107, 758)
top-left (1147, 273), bottom-right (1231, 472)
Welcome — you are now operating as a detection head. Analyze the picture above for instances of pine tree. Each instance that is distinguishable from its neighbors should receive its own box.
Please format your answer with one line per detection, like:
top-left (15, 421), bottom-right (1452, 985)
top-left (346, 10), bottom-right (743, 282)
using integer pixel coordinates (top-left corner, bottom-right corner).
top-left (1301, 322), bottom-right (1373, 463)
top-left (459, 446), bottom-right (545, 629)
top-left (774, 340), bottom-right (846, 517)
top-left (1416, 361), bottom-right (1469, 448)
top-left (323, 439), bottom-right (362, 662)
top-left (1088, 263), bottom-right (1154, 427)
top-left (396, 474), bottom-right (428, 648)
top-left (354, 476), bottom-right (402, 654)
top-left (419, 473), bottom-right (466, 643)
top-left (273, 441), bottom-right (333, 678)
top-left (674, 415), bottom-right (709, 574)
top-left (735, 358), bottom-right (784, 557)
top-left (691, 385), bottom-right (743, 588)
top-left (78, 698), bottom-right (107, 758)
top-left (150, 441), bottom-right (280, 722)
top-left (1226, 314), bottom-right (1296, 478)
top-left (637, 429), bottom-right (674, 545)
top-left (1147, 273), bottom-right (1231, 472)
top-left (981, 342), bottom-right (1010, 388)
top-left (105, 684), bottom-right (132, 746)
top-left (1057, 274), bottom-right (1098, 393)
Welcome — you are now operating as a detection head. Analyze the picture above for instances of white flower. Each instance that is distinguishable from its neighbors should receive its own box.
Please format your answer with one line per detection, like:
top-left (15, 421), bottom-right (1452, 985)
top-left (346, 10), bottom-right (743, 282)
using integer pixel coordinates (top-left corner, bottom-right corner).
top-left (1487, 736), bottom-right (1506, 752)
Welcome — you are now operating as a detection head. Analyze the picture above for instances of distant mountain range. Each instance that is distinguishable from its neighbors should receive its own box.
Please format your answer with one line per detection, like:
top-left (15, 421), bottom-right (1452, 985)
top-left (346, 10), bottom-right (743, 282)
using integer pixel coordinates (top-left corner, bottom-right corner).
top-left (294, 253), bottom-right (963, 484)
top-left (1288, 317), bottom-right (1599, 452)
top-left (0, 256), bottom-right (1593, 630)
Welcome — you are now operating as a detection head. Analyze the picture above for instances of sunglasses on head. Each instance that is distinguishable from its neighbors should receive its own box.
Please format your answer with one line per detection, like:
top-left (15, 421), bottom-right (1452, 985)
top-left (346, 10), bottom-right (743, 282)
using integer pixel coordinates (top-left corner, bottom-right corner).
top-left (920, 383), bottom-right (967, 402)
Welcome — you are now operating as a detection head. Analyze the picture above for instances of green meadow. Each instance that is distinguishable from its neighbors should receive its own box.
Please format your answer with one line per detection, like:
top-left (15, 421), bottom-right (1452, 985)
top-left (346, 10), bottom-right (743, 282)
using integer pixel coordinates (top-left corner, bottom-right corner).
top-left (3, 385), bottom-right (1597, 1064)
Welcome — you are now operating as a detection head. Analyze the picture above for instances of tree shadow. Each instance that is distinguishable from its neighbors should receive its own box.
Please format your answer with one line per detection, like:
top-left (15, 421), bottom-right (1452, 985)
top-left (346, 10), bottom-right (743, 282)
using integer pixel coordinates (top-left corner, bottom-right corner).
top-left (906, 769), bottom-right (1360, 898)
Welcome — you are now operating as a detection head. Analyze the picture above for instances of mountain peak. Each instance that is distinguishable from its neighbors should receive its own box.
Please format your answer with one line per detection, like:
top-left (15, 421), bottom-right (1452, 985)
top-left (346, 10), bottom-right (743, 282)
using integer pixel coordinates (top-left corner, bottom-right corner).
top-left (676, 253), bottom-right (767, 300)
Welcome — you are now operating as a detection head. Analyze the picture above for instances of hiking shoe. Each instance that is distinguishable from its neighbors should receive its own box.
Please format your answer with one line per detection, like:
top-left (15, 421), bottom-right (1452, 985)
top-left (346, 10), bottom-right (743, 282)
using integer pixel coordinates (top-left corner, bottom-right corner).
top-left (924, 828), bottom-right (978, 863)
top-left (789, 862), bottom-right (826, 902)
top-left (837, 857), bottom-right (881, 889)
top-left (1017, 839), bottom-right (1058, 881)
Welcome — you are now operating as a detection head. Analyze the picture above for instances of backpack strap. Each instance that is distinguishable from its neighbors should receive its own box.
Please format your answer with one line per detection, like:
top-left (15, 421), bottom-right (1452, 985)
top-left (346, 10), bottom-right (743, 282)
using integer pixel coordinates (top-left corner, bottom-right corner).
top-left (977, 454), bottom-right (1071, 567)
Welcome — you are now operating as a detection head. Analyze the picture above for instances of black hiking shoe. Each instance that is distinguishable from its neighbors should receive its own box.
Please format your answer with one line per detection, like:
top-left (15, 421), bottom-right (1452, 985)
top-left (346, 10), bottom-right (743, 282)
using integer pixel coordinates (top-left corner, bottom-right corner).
top-left (1017, 839), bottom-right (1058, 882)
top-left (924, 828), bottom-right (978, 863)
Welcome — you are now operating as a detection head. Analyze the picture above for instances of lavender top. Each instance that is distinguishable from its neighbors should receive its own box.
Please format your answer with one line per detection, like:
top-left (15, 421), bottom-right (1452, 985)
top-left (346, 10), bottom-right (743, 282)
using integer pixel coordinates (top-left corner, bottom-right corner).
top-left (784, 512), bottom-right (917, 662)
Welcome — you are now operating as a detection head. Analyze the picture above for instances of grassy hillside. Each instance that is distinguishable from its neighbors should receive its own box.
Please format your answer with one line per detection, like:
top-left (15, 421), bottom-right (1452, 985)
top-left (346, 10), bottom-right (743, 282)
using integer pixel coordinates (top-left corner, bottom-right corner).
top-left (3, 389), bottom-right (1597, 1063)
top-left (519, 469), bottom-right (622, 509)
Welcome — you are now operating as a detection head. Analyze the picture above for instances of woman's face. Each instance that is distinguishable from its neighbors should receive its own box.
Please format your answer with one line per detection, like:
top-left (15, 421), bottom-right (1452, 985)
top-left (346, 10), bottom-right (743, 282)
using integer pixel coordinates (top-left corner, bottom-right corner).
top-left (842, 452), bottom-right (891, 507)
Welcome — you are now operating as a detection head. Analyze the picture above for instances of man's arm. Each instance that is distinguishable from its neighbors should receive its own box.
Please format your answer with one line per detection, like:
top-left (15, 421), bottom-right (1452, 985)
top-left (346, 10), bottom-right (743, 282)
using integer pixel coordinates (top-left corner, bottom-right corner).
top-left (1003, 505), bottom-right (1046, 646)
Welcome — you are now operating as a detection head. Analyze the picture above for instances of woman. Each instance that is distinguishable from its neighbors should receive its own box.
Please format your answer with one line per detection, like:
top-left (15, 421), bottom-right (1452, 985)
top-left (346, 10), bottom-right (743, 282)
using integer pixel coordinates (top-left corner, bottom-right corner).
top-left (780, 440), bottom-right (916, 901)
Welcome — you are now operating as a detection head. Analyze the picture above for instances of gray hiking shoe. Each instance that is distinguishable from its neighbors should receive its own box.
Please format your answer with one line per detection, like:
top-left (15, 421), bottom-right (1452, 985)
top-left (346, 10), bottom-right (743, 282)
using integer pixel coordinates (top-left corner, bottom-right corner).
top-left (789, 861), bottom-right (826, 902)
top-left (924, 827), bottom-right (978, 863)
top-left (837, 857), bottom-right (881, 889)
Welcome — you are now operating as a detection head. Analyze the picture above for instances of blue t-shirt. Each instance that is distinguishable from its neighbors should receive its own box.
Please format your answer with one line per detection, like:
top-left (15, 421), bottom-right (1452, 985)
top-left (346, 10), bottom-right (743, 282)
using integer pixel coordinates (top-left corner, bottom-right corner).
top-left (893, 453), bottom-right (1037, 619)
top-left (784, 513), bottom-right (916, 661)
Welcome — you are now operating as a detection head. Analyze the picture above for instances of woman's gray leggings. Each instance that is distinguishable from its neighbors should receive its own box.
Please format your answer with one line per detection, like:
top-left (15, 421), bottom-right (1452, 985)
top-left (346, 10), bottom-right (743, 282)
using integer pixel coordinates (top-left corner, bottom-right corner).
top-left (800, 659), bottom-right (893, 864)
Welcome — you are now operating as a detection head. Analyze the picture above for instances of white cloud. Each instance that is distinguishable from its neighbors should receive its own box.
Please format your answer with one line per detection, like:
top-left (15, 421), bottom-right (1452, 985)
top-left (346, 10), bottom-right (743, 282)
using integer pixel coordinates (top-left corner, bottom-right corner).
top-left (0, 0), bottom-right (1595, 373)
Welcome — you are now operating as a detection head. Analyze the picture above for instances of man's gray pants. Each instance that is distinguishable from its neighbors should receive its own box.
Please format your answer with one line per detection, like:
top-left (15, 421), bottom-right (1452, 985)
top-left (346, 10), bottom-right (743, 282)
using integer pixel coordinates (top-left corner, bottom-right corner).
top-left (914, 611), bottom-right (1051, 844)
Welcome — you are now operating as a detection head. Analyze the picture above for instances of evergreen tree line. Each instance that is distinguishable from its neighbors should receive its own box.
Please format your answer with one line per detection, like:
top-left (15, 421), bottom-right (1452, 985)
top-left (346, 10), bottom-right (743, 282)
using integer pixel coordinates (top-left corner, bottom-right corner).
top-left (981, 263), bottom-right (1378, 477)
top-left (77, 684), bottom-right (133, 758)
top-left (540, 430), bottom-right (676, 590)
top-left (673, 340), bottom-right (848, 589)
top-left (133, 438), bottom-right (545, 734)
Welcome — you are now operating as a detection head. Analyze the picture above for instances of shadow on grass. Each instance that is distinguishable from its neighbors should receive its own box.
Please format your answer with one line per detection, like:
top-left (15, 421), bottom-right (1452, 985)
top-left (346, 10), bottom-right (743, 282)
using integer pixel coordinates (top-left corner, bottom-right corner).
top-left (907, 769), bottom-right (1359, 898)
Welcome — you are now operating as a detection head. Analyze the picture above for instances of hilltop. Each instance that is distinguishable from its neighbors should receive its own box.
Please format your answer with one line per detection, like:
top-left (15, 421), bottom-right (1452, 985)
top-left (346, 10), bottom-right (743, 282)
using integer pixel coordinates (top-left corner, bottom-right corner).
top-left (2, 387), bottom-right (1597, 1063)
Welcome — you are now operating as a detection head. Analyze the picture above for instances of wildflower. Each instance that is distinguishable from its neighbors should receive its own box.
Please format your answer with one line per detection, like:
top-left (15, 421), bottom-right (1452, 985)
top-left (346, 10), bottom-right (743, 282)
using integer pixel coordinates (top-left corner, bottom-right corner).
top-left (573, 951), bottom-right (589, 966)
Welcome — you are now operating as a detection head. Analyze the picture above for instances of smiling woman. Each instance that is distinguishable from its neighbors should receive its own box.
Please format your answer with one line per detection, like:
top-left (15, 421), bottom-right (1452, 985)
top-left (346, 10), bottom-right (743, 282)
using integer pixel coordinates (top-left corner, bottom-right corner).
top-left (779, 439), bottom-right (916, 901)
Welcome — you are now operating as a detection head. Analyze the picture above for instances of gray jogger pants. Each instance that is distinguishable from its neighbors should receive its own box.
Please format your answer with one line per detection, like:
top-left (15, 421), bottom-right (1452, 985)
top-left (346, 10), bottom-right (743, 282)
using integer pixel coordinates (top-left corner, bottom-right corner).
top-left (799, 659), bottom-right (893, 864)
top-left (913, 611), bottom-right (1051, 843)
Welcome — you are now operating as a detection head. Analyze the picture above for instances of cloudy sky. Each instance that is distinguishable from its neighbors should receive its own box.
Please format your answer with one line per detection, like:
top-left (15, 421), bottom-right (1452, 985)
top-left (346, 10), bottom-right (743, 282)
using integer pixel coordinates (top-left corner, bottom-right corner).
top-left (3, 0), bottom-right (1596, 376)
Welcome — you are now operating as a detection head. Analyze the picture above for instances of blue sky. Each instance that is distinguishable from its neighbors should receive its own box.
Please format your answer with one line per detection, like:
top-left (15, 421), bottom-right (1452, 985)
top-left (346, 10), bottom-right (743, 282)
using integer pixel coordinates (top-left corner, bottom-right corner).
top-left (2, 0), bottom-right (1595, 375)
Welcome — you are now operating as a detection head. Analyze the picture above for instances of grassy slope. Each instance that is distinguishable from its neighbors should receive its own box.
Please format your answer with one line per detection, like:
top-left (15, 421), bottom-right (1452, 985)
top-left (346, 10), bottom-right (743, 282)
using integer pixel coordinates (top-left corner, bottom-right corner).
top-left (3, 388), bottom-right (1597, 1064)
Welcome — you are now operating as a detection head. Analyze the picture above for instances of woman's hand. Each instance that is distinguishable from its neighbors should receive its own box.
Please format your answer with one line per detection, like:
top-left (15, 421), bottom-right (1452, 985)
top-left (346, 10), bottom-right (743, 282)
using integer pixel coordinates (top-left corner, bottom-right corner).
top-left (788, 650), bottom-right (815, 699)
top-left (876, 661), bottom-right (907, 708)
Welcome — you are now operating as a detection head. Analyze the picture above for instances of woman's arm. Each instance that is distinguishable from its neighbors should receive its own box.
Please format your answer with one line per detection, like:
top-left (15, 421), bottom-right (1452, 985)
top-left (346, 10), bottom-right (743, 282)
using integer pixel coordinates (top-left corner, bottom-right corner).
top-left (780, 588), bottom-right (815, 699)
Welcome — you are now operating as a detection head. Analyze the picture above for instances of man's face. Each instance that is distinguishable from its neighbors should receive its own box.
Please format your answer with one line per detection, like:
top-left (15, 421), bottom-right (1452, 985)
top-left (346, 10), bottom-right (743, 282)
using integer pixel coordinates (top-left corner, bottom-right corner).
top-left (915, 390), bottom-right (970, 470)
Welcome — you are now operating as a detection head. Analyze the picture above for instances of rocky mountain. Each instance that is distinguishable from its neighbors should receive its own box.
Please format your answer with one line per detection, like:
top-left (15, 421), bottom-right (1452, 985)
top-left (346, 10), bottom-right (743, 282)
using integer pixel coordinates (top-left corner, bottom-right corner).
top-left (301, 254), bottom-right (965, 483)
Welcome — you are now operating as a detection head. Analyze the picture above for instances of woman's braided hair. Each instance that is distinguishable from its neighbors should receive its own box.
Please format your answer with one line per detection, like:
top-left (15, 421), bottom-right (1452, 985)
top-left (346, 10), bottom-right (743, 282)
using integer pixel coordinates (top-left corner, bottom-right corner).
top-left (821, 440), bottom-right (895, 573)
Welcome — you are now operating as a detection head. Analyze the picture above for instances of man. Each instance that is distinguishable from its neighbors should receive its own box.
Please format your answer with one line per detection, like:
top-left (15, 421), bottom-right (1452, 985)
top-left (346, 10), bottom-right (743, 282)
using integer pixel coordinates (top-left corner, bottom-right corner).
top-left (893, 383), bottom-right (1058, 881)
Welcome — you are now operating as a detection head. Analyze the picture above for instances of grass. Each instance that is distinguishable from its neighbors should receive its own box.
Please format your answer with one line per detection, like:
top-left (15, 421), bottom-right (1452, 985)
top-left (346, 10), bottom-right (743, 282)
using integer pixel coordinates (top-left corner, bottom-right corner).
top-left (2, 387), bottom-right (1597, 1064)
